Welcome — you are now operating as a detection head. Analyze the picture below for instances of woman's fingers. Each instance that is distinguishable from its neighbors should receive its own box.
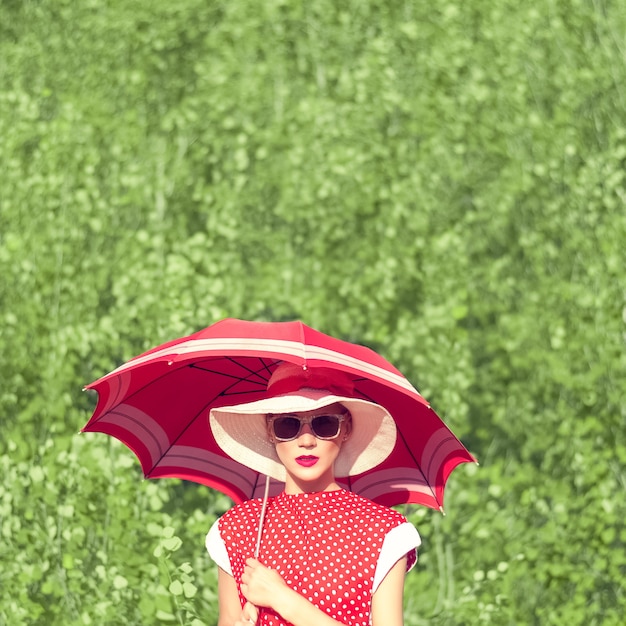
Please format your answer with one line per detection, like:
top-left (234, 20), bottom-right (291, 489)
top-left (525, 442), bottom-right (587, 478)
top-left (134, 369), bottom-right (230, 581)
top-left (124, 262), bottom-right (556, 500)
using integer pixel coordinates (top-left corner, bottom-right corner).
top-left (233, 600), bottom-right (258, 625)
top-left (242, 601), bottom-right (259, 624)
top-left (240, 559), bottom-right (289, 609)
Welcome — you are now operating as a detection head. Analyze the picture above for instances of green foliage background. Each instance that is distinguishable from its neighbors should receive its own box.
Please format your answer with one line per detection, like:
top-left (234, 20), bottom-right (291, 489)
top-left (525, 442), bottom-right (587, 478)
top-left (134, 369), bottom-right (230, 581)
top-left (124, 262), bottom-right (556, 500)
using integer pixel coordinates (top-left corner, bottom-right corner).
top-left (1, 0), bottom-right (625, 624)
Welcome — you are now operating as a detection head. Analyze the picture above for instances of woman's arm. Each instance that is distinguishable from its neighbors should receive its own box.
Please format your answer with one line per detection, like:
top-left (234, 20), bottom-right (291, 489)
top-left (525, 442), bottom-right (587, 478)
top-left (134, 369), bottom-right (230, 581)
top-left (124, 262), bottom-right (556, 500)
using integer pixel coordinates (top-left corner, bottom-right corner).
top-left (217, 567), bottom-right (259, 626)
top-left (371, 556), bottom-right (408, 626)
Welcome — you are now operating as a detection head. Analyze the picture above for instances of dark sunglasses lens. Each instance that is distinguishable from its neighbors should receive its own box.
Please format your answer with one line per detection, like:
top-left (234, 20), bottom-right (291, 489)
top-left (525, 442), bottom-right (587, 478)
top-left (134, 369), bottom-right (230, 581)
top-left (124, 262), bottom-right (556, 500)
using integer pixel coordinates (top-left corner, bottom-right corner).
top-left (311, 415), bottom-right (341, 438)
top-left (273, 416), bottom-right (301, 440)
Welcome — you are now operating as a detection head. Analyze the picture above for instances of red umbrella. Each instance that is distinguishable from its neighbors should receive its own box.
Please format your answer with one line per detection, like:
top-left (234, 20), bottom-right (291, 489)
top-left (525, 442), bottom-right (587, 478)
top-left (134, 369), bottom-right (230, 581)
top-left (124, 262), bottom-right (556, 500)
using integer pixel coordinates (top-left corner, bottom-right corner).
top-left (83, 318), bottom-right (475, 511)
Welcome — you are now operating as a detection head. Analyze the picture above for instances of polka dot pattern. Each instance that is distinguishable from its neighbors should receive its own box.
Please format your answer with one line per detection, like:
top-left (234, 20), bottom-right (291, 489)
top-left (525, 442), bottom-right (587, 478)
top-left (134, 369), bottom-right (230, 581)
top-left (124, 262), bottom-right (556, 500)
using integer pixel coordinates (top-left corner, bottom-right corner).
top-left (219, 489), bottom-right (414, 626)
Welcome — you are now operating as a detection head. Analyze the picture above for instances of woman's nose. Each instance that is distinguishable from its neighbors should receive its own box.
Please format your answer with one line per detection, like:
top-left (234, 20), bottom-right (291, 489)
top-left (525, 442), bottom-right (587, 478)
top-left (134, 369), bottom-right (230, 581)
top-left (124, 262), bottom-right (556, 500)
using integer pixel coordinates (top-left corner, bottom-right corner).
top-left (297, 423), bottom-right (316, 445)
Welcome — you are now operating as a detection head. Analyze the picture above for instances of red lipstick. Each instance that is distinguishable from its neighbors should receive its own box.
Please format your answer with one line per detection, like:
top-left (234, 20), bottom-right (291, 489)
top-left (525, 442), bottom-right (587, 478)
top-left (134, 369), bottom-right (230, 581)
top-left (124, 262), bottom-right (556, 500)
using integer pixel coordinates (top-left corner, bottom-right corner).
top-left (296, 456), bottom-right (319, 467)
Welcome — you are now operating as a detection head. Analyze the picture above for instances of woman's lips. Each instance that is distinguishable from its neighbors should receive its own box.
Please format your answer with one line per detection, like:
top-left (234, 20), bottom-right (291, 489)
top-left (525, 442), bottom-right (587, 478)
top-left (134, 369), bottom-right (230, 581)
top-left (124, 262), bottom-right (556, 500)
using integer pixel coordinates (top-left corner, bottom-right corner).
top-left (295, 456), bottom-right (319, 467)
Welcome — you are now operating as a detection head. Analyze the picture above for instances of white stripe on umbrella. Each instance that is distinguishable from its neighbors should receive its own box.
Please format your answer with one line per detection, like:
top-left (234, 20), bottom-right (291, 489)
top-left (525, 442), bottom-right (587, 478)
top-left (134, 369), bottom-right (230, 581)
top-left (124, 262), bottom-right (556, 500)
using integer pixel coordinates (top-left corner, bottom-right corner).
top-left (154, 446), bottom-right (285, 500)
top-left (104, 337), bottom-right (422, 398)
top-left (95, 371), bottom-right (133, 417)
top-left (349, 468), bottom-right (436, 505)
top-left (421, 427), bottom-right (466, 489)
top-left (97, 404), bottom-right (170, 467)
top-left (104, 338), bottom-right (304, 375)
top-left (160, 446), bottom-right (262, 496)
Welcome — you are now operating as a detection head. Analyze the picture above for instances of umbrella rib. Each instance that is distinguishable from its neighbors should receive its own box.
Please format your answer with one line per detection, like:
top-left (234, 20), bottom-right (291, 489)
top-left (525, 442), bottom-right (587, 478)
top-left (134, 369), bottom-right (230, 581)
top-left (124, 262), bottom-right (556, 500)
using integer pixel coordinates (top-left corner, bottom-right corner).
top-left (91, 357), bottom-right (277, 428)
top-left (189, 356), bottom-right (276, 387)
top-left (352, 379), bottom-right (439, 506)
top-left (88, 364), bottom-right (196, 426)
top-left (145, 358), bottom-right (279, 479)
top-left (189, 367), bottom-right (268, 390)
top-left (394, 424), bottom-right (439, 507)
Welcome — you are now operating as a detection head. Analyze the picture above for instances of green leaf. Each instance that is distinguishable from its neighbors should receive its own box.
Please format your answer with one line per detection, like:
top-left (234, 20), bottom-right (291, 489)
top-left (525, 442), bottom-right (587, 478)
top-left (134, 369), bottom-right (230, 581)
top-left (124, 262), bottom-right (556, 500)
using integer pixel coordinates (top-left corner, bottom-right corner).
top-left (168, 580), bottom-right (183, 596)
top-left (155, 610), bottom-right (177, 622)
top-left (113, 575), bottom-right (128, 590)
top-left (162, 537), bottom-right (182, 552)
top-left (182, 581), bottom-right (198, 598)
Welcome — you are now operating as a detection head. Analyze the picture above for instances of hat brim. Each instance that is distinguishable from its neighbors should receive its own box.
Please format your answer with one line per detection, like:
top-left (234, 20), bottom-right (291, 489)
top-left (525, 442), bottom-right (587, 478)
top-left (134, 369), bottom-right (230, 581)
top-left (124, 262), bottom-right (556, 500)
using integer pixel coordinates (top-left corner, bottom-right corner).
top-left (209, 390), bottom-right (397, 482)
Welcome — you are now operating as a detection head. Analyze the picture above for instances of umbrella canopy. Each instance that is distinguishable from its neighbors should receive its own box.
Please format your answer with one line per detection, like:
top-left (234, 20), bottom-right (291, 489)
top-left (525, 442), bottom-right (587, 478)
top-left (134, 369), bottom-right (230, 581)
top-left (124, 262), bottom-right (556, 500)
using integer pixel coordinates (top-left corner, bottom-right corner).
top-left (83, 318), bottom-right (476, 510)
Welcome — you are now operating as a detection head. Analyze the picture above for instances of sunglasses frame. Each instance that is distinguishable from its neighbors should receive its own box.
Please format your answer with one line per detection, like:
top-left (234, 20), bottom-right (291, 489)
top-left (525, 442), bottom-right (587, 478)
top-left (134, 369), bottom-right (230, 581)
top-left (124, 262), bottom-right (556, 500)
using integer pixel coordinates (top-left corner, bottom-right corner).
top-left (268, 413), bottom-right (348, 442)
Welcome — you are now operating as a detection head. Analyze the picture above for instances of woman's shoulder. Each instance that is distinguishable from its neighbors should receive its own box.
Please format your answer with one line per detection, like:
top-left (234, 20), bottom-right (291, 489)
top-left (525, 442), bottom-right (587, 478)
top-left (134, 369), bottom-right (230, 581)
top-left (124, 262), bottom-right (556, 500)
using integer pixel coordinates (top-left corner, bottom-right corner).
top-left (219, 496), bottom-right (266, 526)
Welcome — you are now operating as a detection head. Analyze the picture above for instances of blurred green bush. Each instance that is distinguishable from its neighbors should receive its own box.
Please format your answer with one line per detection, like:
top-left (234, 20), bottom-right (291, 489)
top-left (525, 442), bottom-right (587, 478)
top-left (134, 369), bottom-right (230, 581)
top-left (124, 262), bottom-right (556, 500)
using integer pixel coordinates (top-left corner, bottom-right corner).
top-left (1, 0), bottom-right (625, 624)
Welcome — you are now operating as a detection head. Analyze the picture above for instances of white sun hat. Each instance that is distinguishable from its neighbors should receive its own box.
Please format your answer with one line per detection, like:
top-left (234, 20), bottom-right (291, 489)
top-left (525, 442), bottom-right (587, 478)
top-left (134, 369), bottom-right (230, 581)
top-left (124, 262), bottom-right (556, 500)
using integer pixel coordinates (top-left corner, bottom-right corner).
top-left (209, 363), bottom-right (397, 482)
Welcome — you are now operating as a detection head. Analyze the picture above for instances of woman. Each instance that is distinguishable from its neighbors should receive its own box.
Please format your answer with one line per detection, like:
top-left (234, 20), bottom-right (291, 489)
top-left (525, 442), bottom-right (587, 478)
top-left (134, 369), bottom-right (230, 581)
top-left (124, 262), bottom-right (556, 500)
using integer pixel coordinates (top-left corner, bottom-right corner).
top-left (206, 363), bottom-right (421, 626)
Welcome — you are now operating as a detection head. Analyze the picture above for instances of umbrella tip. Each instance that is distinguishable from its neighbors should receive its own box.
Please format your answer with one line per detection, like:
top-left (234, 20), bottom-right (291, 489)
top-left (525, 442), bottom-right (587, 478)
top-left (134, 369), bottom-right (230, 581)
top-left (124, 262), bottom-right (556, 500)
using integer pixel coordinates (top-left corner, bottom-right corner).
top-left (439, 506), bottom-right (446, 516)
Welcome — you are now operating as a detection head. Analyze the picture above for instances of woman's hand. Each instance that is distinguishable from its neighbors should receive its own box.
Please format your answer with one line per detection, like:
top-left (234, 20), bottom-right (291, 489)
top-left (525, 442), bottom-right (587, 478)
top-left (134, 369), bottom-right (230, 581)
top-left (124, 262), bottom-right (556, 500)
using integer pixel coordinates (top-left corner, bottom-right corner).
top-left (240, 558), bottom-right (289, 610)
top-left (238, 558), bottom-right (348, 626)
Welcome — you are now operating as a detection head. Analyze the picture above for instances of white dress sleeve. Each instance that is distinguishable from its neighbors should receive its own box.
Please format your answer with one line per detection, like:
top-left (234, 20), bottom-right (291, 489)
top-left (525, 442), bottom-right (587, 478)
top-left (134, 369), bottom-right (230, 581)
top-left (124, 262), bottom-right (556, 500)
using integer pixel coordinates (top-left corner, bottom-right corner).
top-left (372, 522), bottom-right (421, 593)
top-left (205, 519), bottom-right (232, 575)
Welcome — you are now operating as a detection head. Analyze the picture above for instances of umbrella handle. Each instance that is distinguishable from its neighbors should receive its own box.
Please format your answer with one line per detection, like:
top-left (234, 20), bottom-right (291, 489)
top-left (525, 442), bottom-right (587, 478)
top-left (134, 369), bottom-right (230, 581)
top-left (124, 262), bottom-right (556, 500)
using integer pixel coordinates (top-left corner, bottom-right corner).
top-left (254, 475), bottom-right (271, 559)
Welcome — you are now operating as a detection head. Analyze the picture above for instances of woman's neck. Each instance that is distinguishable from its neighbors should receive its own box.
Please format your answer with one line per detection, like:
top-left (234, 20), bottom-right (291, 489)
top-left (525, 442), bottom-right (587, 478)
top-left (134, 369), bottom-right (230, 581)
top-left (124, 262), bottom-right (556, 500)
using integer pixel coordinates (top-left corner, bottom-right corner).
top-left (283, 474), bottom-right (342, 495)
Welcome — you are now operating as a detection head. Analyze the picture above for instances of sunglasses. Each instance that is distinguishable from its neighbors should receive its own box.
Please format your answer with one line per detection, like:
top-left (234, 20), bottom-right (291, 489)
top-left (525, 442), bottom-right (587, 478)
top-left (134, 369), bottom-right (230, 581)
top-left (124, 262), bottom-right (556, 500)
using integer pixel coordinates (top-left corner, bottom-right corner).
top-left (268, 413), bottom-right (348, 442)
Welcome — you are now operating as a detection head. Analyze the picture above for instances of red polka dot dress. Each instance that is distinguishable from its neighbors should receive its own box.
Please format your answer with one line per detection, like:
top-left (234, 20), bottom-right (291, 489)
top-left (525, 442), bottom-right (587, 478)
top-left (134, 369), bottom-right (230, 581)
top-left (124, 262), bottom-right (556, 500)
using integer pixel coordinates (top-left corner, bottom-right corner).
top-left (213, 489), bottom-right (418, 626)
